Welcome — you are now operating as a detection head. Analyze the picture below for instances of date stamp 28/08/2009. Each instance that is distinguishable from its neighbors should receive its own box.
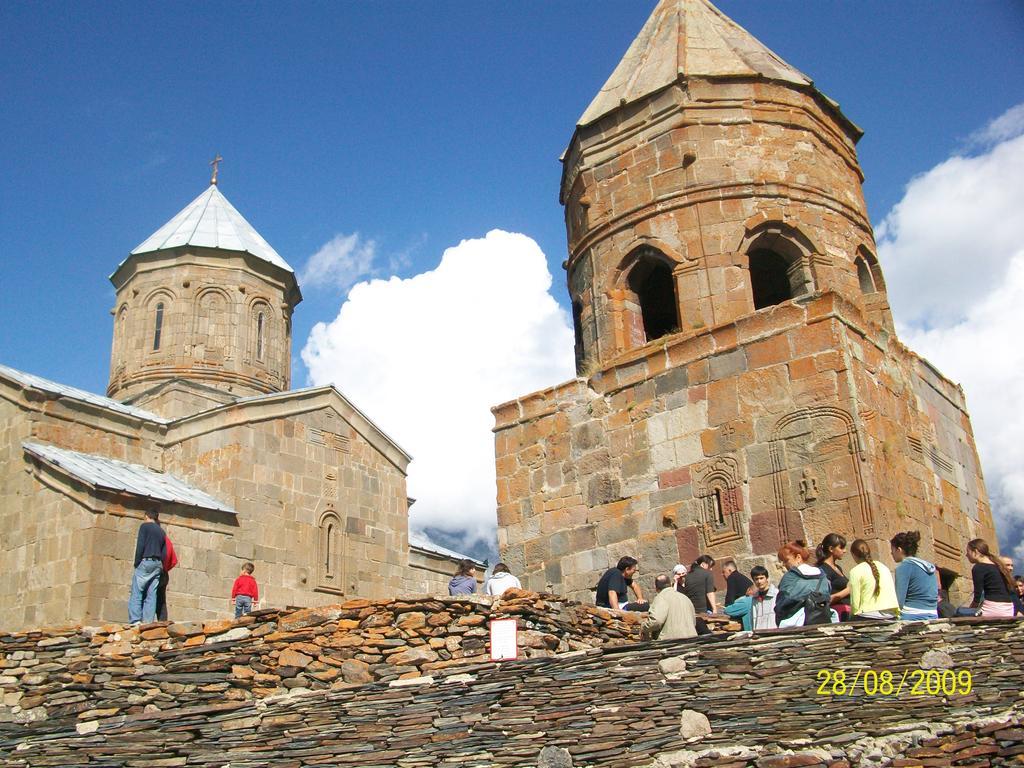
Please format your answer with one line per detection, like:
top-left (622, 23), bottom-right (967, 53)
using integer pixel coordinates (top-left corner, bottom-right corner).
top-left (816, 669), bottom-right (973, 697)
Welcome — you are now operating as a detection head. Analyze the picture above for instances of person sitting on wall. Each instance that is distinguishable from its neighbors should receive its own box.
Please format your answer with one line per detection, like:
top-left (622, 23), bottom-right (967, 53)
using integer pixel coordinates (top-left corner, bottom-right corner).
top-left (750, 565), bottom-right (779, 630)
top-left (963, 539), bottom-right (1016, 618)
top-left (723, 561), bottom-right (753, 607)
top-left (128, 508), bottom-right (166, 625)
top-left (642, 574), bottom-right (697, 640)
top-left (595, 556), bottom-right (647, 611)
top-left (890, 530), bottom-right (939, 621)
top-left (449, 559), bottom-right (478, 596)
top-left (484, 563), bottom-right (522, 597)
top-left (724, 584), bottom-right (756, 631)
top-left (849, 539), bottom-right (900, 621)
top-left (682, 555), bottom-right (718, 615)
top-left (1014, 575), bottom-right (1024, 617)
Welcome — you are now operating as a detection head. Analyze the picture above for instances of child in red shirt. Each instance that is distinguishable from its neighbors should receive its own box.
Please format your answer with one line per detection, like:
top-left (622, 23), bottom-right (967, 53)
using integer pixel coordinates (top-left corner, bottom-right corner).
top-left (231, 562), bottom-right (259, 619)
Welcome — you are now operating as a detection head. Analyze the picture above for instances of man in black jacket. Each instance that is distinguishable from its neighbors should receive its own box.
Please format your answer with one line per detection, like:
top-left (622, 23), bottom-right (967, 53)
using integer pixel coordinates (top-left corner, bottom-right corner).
top-left (723, 562), bottom-right (754, 607)
top-left (128, 508), bottom-right (166, 624)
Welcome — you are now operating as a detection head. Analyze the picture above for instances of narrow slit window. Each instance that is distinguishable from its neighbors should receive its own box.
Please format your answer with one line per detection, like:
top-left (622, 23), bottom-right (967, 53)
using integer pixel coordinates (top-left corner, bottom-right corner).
top-left (152, 303), bottom-right (164, 351)
top-left (256, 311), bottom-right (265, 360)
top-left (325, 523), bottom-right (334, 577)
top-left (713, 488), bottom-right (725, 527)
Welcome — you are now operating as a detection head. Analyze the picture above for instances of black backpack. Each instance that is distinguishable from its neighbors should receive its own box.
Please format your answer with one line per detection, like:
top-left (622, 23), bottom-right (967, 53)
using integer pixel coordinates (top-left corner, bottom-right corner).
top-left (803, 586), bottom-right (833, 626)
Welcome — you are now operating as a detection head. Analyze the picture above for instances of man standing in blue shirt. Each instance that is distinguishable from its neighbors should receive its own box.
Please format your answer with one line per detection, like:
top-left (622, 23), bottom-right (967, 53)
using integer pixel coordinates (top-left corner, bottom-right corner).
top-left (128, 508), bottom-right (166, 624)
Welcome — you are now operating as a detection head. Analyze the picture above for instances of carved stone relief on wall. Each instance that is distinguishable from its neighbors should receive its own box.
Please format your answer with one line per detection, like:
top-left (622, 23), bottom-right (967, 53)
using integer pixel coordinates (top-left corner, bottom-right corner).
top-left (769, 406), bottom-right (872, 542)
top-left (694, 455), bottom-right (743, 547)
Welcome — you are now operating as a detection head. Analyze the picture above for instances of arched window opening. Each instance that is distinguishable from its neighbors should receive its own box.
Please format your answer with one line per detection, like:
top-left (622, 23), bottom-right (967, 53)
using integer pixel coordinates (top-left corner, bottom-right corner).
top-left (317, 511), bottom-right (343, 593)
top-left (856, 256), bottom-right (875, 294)
top-left (571, 301), bottom-right (585, 370)
top-left (712, 488), bottom-right (725, 528)
top-left (749, 249), bottom-right (795, 310)
top-left (117, 306), bottom-right (129, 354)
top-left (857, 248), bottom-right (886, 294)
top-left (152, 303), bottom-right (164, 351)
top-left (627, 256), bottom-right (678, 342)
top-left (324, 522), bottom-right (335, 578)
top-left (256, 311), bottom-right (265, 361)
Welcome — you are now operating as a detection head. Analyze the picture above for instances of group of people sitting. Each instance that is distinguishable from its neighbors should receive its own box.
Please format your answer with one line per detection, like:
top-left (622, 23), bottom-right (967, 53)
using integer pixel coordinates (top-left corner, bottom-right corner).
top-left (596, 533), bottom-right (1023, 641)
top-left (444, 533), bottom-right (1022, 642)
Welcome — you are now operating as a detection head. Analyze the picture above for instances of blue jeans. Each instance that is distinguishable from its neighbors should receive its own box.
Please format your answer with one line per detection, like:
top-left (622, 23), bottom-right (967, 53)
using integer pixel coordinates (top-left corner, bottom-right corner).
top-left (234, 595), bottom-right (253, 619)
top-left (129, 559), bottom-right (163, 623)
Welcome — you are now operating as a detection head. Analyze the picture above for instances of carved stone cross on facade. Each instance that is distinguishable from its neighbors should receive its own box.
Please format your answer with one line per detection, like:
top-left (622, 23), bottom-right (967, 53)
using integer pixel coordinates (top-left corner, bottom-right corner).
top-left (209, 154), bottom-right (223, 185)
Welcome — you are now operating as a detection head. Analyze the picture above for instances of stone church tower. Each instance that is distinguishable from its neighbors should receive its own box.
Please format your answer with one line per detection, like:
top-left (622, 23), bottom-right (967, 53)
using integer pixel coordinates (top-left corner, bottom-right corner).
top-left (107, 181), bottom-right (302, 417)
top-left (493, 0), bottom-right (996, 600)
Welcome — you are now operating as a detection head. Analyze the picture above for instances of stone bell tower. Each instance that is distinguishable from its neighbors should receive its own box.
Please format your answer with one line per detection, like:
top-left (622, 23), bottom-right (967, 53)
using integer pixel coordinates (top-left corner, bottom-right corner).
top-left (493, 0), bottom-right (994, 601)
top-left (107, 172), bottom-right (301, 417)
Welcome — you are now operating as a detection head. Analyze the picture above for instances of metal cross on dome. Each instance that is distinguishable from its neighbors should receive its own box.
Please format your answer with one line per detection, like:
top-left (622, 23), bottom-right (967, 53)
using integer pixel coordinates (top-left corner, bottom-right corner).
top-left (209, 154), bottom-right (223, 185)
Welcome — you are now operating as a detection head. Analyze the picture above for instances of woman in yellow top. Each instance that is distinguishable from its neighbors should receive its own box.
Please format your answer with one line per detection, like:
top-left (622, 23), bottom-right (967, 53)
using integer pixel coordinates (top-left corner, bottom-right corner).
top-left (848, 539), bottom-right (899, 620)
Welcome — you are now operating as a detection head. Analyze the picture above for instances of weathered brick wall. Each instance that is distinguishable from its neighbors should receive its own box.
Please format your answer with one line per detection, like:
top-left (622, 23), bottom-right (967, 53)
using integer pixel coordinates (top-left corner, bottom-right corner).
top-left (562, 77), bottom-right (892, 374)
top-left (494, 294), bottom-right (994, 603)
top-left (0, 590), bottom-right (643, 729)
top-left (1, 616), bottom-right (1019, 767)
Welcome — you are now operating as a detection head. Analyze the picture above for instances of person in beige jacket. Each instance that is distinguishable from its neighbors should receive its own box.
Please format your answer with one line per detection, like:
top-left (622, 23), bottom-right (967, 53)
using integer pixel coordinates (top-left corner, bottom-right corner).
top-left (642, 574), bottom-right (698, 640)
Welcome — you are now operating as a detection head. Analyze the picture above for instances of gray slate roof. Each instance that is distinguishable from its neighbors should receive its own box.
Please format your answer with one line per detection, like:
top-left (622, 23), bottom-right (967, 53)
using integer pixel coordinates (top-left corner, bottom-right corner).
top-left (23, 442), bottom-right (235, 514)
top-left (578, 0), bottom-right (812, 127)
top-left (128, 184), bottom-right (293, 273)
top-left (0, 363), bottom-right (168, 423)
top-left (408, 531), bottom-right (483, 566)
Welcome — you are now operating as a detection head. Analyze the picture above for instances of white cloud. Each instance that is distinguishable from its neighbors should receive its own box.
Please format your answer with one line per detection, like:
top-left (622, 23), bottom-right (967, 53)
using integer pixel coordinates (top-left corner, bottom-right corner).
top-left (879, 103), bottom-right (1024, 561)
top-left (299, 233), bottom-right (377, 292)
top-left (301, 230), bottom-right (575, 549)
top-left (876, 131), bottom-right (1024, 328)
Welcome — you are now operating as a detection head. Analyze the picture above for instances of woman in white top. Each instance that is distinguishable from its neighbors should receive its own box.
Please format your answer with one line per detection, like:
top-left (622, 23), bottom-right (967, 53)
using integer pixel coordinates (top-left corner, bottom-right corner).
top-left (484, 563), bottom-right (522, 596)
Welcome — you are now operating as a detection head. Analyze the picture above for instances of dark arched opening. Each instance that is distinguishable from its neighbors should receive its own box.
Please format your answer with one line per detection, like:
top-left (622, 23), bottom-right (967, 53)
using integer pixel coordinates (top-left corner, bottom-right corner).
top-left (627, 257), bottom-right (678, 342)
top-left (571, 300), bottom-right (585, 371)
top-left (749, 250), bottom-right (794, 309)
top-left (855, 256), bottom-right (875, 293)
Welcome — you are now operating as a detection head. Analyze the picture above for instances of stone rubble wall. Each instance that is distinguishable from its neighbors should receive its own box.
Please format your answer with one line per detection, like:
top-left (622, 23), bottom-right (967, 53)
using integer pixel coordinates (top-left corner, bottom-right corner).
top-left (0, 589), bottom-right (649, 730)
top-left (0, 617), bottom-right (1019, 767)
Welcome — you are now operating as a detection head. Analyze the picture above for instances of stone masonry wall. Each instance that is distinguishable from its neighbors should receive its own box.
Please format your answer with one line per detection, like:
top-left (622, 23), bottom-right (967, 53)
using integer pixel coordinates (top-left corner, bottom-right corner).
top-left (493, 293), bottom-right (994, 603)
top-left (562, 78), bottom-right (894, 373)
top-left (1, 616), bottom-right (1020, 767)
top-left (0, 378), bottom-right (415, 630)
top-left (0, 590), bottom-right (642, 729)
top-left (109, 248), bottom-right (296, 405)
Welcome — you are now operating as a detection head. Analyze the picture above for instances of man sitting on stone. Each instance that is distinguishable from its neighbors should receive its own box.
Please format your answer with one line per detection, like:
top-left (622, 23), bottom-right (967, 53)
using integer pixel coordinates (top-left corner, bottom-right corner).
top-left (682, 554), bottom-right (718, 614)
top-left (595, 556), bottom-right (647, 611)
top-left (723, 561), bottom-right (754, 607)
top-left (642, 574), bottom-right (697, 640)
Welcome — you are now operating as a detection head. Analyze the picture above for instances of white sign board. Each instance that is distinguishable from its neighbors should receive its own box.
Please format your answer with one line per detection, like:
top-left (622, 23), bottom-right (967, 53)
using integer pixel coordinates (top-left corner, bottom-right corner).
top-left (489, 618), bottom-right (518, 661)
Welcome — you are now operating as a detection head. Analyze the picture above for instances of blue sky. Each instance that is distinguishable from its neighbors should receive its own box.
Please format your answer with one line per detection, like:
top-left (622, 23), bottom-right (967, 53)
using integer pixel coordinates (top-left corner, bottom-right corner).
top-left (2, 1), bottom-right (1023, 559)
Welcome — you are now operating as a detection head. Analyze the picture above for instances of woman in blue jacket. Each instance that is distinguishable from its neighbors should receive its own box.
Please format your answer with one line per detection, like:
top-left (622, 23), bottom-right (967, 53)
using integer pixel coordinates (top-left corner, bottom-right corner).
top-left (890, 530), bottom-right (938, 620)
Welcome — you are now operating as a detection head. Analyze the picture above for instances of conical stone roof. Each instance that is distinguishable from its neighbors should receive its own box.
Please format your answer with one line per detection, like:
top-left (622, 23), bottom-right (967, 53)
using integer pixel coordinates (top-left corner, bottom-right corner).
top-left (127, 184), bottom-right (293, 273)
top-left (578, 0), bottom-right (812, 127)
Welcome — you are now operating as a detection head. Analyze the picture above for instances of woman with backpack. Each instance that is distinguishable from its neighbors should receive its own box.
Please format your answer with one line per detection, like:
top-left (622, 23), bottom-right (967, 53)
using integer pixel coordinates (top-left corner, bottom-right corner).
top-left (849, 539), bottom-right (899, 620)
top-left (774, 541), bottom-right (834, 627)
